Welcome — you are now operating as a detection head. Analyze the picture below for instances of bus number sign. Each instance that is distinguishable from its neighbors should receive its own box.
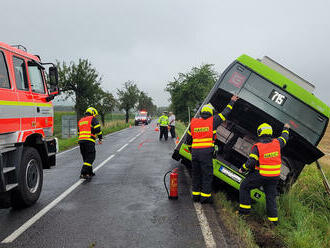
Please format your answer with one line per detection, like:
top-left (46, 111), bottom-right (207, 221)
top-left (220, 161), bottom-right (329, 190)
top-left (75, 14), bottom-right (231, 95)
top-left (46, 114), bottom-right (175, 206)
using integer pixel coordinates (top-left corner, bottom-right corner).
top-left (269, 90), bottom-right (287, 106)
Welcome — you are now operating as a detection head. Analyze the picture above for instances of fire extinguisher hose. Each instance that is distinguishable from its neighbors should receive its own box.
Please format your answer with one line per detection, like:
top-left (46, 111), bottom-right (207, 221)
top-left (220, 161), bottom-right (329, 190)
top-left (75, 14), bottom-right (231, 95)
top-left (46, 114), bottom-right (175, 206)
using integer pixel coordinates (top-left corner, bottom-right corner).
top-left (163, 170), bottom-right (172, 198)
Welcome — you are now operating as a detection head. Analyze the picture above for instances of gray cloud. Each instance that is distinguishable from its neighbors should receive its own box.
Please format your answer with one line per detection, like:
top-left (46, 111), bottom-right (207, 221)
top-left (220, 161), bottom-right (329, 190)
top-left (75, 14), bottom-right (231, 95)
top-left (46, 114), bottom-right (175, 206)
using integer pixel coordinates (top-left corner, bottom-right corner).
top-left (2, 0), bottom-right (330, 107)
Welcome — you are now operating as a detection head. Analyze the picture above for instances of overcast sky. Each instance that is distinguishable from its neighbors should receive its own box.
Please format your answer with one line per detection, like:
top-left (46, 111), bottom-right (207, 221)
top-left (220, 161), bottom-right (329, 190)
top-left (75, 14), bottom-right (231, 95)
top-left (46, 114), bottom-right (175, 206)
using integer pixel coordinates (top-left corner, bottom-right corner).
top-left (2, 0), bottom-right (330, 107)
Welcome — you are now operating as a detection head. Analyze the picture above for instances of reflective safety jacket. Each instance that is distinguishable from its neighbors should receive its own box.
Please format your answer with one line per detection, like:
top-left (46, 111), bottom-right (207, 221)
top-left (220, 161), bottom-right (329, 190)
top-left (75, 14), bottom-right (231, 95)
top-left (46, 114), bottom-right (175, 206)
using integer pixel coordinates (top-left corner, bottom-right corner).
top-left (255, 139), bottom-right (281, 177)
top-left (190, 117), bottom-right (215, 149)
top-left (158, 115), bottom-right (169, 126)
top-left (78, 115), bottom-right (102, 143)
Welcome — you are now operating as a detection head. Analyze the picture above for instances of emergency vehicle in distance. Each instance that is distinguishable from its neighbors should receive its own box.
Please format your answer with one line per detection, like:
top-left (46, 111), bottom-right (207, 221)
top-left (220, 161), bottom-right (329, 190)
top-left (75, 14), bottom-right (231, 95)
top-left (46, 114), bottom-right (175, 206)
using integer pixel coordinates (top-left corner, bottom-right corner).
top-left (134, 110), bottom-right (149, 125)
top-left (0, 42), bottom-right (59, 208)
top-left (173, 55), bottom-right (329, 203)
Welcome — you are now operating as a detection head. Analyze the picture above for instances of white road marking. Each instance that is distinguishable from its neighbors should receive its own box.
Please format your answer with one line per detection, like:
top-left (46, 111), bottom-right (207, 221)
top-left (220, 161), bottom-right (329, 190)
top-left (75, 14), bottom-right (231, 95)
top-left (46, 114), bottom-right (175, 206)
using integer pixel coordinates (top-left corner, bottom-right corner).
top-left (193, 203), bottom-right (217, 248)
top-left (116, 143), bottom-right (128, 153)
top-left (57, 145), bottom-right (79, 156)
top-left (57, 127), bottom-right (131, 157)
top-left (2, 153), bottom-right (116, 244)
top-left (182, 161), bottom-right (217, 248)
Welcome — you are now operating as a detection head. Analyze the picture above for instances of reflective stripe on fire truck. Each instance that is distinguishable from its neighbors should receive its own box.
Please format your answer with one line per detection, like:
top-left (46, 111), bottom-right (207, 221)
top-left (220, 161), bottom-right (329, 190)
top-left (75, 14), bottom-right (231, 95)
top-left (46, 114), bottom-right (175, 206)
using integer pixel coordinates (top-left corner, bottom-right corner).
top-left (0, 101), bottom-right (53, 119)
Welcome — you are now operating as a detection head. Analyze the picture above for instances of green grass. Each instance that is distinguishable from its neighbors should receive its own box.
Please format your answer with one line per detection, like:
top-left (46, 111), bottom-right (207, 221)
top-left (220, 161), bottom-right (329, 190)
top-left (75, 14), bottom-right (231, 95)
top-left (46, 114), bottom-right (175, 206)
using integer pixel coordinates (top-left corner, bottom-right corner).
top-left (54, 111), bottom-right (76, 137)
top-left (57, 119), bottom-right (133, 152)
top-left (214, 192), bottom-right (258, 248)
top-left (175, 121), bottom-right (187, 139)
top-left (274, 164), bottom-right (330, 248)
top-left (104, 113), bottom-right (134, 121)
top-left (170, 119), bottom-right (330, 247)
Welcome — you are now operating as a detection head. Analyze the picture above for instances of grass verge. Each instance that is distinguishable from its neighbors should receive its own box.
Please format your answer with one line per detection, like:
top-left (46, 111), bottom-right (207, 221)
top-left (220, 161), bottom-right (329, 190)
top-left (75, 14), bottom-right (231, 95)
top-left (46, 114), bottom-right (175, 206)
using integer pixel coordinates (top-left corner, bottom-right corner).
top-left (174, 120), bottom-right (330, 247)
top-left (214, 192), bottom-right (258, 248)
top-left (58, 120), bottom-right (133, 152)
top-left (175, 121), bottom-right (187, 139)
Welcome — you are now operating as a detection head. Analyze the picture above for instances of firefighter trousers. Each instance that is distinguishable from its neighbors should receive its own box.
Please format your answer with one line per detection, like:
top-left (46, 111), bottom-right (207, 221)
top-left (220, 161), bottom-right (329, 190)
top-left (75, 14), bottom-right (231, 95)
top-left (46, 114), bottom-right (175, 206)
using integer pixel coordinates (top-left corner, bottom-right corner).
top-left (191, 148), bottom-right (213, 201)
top-left (159, 126), bottom-right (168, 140)
top-left (79, 141), bottom-right (96, 175)
top-left (239, 171), bottom-right (279, 222)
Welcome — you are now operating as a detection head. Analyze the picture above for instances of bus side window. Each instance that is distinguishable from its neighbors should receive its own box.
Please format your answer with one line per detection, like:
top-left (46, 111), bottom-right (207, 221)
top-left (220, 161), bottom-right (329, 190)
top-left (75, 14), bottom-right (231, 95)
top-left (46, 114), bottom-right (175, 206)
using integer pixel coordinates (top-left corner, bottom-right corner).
top-left (13, 56), bottom-right (29, 91)
top-left (0, 51), bottom-right (11, 89)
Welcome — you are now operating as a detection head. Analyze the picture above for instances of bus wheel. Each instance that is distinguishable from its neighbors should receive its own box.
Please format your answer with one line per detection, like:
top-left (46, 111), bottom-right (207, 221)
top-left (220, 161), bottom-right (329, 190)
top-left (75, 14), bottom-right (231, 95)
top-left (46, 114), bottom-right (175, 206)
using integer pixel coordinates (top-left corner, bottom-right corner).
top-left (12, 147), bottom-right (43, 208)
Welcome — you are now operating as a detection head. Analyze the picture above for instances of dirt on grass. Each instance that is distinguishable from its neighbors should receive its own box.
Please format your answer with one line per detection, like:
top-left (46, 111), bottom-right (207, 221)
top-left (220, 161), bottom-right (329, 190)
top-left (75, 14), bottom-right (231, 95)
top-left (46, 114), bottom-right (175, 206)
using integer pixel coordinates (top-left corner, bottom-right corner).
top-left (245, 216), bottom-right (285, 248)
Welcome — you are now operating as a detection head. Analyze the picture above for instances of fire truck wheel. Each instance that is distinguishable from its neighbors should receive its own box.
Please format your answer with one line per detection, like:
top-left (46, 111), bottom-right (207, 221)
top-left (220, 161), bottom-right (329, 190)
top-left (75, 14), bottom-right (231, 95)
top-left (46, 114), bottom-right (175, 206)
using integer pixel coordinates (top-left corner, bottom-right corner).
top-left (11, 147), bottom-right (43, 208)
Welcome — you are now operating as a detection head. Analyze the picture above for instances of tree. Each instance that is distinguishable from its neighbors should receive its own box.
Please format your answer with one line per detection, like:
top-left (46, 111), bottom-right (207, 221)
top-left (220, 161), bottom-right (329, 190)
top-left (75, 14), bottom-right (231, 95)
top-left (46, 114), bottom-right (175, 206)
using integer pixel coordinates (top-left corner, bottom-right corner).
top-left (137, 91), bottom-right (157, 115)
top-left (95, 89), bottom-right (116, 125)
top-left (58, 59), bottom-right (102, 120)
top-left (117, 81), bottom-right (140, 123)
top-left (165, 64), bottom-right (218, 122)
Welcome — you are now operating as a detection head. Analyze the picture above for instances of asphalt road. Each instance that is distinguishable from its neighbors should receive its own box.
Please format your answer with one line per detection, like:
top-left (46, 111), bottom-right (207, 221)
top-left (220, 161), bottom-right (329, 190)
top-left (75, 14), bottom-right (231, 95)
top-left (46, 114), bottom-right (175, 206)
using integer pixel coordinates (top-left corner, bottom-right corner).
top-left (0, 121), bottom-right (228, 248)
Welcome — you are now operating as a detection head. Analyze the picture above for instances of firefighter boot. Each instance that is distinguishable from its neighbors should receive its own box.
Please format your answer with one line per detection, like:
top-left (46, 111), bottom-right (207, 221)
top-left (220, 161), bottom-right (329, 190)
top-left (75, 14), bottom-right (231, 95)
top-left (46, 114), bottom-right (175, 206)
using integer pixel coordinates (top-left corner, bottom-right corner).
top-left (200, 196), bottom-right (213, 204)
top-left (192, 195), bottom-right (200, 202)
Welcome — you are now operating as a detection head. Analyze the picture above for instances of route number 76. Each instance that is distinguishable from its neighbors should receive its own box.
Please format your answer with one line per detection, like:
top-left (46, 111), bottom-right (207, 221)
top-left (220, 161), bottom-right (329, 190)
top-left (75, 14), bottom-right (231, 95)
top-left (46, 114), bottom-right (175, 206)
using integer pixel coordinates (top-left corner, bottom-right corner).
top-left (269, 90), bottom-right (287, 106)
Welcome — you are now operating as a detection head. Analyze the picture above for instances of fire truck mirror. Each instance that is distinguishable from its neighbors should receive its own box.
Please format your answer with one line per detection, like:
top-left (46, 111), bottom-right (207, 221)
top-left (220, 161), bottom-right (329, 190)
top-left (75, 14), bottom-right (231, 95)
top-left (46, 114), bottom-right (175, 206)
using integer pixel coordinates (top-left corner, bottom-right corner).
top-left (49, 66), bottom-right (58, 87)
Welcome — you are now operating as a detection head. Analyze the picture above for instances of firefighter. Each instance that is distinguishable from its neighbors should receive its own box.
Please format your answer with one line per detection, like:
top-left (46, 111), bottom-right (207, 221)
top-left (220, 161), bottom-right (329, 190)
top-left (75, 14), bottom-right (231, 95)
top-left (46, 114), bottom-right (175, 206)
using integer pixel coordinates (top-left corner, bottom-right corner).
top-left (157, 111), bottom-right (169, 141)
top-left (78, 107), bottom-right (103, 179)
top-left (238, 123), bottom-right (290, 225)
top-left (186, 95), bottom-right (238, 203)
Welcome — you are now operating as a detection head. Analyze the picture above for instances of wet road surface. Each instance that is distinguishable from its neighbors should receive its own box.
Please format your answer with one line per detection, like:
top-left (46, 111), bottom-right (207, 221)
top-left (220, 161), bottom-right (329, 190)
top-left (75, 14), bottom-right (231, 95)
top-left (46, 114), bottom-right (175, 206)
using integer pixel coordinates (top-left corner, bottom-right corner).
top-left (0, 122), bottom-right (228, 248)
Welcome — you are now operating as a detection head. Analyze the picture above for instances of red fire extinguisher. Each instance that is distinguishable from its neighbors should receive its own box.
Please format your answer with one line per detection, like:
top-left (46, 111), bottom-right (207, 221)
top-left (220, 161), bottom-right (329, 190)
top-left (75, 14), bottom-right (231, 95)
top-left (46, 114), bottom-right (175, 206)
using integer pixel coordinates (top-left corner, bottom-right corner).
top-left (164, 168), bottom-right (178, 200)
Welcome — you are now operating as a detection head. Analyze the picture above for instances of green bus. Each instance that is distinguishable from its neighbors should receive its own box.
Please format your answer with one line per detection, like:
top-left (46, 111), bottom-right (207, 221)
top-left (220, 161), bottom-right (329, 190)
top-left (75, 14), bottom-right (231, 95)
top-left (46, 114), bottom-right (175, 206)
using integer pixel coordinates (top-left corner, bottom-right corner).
top-left (172, 54), bottom-right (329, 202)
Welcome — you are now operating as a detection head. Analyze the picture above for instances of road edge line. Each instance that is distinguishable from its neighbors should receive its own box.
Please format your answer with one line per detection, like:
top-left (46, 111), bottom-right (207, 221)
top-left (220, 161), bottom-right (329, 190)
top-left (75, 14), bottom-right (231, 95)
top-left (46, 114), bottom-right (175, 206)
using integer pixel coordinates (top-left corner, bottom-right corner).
top-left (57, 127), bottom-right (130, 156)
top-left (1, 153), bottom-right (116, 244)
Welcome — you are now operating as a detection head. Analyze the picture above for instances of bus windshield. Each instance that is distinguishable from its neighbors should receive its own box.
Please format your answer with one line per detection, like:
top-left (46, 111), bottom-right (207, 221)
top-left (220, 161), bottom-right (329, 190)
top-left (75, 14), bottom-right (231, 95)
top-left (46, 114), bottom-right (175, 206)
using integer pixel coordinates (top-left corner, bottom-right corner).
top-left (218, 63), bottom-right (328, 145)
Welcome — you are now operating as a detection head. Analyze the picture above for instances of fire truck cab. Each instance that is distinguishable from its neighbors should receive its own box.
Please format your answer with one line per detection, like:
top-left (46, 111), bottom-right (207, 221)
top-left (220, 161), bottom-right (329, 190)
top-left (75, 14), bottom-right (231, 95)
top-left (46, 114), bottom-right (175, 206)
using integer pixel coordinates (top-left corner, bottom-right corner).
top-left (0, 42), bottom-right (59, 208)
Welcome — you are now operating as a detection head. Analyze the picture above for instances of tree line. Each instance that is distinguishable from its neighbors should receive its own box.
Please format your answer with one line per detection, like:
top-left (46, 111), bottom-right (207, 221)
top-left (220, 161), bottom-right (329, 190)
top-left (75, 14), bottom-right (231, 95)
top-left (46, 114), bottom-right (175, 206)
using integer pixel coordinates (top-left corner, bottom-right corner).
top-left (57, 59), bottom-right (157, 124)
top-left (165, 64), bottom-right (218, 122)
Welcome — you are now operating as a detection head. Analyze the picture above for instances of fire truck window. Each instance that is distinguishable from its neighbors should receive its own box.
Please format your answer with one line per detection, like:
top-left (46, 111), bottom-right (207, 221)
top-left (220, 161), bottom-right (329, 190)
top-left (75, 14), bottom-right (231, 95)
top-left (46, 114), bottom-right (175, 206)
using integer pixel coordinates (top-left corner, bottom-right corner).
top-left (13, 56), bottom-right (29, 91)
top-left (28, 65), bottom-right (45, 94)
top-left (0, 51), bottom-right (10, 89)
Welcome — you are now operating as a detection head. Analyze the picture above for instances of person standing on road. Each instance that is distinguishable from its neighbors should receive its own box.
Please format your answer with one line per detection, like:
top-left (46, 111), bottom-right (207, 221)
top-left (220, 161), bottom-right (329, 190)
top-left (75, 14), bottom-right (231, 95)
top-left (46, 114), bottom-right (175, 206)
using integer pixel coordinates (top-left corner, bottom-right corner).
top-left (238, 123), bottom-right (290, 225)
top-left (186, 95), bottom-right (238, 203)
top-left (78, 107), bottom-right (103, 179)
top-left (157, 111), bottom-right (169, 141)
top-left (168, 112), bottom-right (176, 138)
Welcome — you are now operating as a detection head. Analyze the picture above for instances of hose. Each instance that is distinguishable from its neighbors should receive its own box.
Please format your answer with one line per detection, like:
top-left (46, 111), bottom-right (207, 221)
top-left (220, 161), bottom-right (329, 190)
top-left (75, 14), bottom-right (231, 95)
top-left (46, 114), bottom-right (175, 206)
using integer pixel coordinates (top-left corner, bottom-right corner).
top-left (163, 170), bottom-right (172, 198)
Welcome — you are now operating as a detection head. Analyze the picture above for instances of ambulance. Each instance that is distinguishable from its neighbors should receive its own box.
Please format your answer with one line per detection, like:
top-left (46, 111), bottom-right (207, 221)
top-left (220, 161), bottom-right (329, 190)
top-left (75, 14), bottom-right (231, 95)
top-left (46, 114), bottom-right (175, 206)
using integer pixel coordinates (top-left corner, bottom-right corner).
top-left (0, 42), bottom-right (59, 208)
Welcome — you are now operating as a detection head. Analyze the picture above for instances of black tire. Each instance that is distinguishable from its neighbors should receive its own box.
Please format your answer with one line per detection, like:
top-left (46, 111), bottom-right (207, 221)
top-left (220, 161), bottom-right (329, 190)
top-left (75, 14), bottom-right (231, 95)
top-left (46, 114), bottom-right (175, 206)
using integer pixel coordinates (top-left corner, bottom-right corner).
top-left (11, 147), bottom-right (43, 208)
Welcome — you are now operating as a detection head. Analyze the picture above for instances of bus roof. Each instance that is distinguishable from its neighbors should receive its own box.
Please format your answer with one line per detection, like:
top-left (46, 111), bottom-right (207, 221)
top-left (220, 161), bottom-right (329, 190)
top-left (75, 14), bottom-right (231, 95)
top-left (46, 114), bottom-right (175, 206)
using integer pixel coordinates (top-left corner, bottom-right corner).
top-left (237, 54), bottom-right (330, 118)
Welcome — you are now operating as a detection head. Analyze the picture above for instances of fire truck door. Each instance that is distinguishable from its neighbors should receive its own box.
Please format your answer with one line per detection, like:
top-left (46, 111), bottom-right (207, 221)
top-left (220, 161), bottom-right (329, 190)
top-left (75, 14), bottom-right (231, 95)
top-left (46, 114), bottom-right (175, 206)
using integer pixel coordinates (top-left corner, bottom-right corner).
top-left (28, 63), bottom-right (53, 136)
top-left (13, 56), bottom-right (35, 131)
top-left (0, 50), bottom-right (20, 133)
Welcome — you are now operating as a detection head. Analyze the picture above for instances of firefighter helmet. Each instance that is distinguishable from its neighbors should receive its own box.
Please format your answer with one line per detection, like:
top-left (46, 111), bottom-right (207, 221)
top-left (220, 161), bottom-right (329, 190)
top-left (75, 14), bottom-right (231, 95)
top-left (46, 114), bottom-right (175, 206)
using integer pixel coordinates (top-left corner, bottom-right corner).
top-left (85, 107), bottom-right (98, 117)
top-left (257, 123), bottom-right (273, 136)
top-left (201, 103), bottom-right (214, 115)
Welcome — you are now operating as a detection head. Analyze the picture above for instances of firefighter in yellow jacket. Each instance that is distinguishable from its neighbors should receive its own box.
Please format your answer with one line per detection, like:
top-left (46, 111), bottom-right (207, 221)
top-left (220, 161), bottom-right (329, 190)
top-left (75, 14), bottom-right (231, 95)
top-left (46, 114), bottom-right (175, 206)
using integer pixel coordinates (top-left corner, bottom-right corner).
top-left (238, 123), bottom-right (290, 225)
top-left (78, 107), bottom-right (103, 179)
top-left (186, 95), bottom-right (238, 203)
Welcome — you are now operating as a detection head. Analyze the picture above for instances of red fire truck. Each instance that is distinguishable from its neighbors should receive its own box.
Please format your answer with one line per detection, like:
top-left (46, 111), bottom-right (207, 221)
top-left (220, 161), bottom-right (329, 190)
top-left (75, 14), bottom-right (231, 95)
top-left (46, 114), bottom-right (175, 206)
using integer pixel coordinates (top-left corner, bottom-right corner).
top-left (0, 42), bottom-right (59, 208)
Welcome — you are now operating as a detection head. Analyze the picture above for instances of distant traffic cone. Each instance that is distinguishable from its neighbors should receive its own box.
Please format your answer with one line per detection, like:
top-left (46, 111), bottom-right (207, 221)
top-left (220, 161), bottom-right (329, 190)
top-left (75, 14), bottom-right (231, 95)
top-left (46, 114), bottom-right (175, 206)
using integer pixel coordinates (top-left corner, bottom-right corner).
top-left (175, 136), bottom-right (180, 144)
top-left (129, 124), bottom-right (132, 128)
